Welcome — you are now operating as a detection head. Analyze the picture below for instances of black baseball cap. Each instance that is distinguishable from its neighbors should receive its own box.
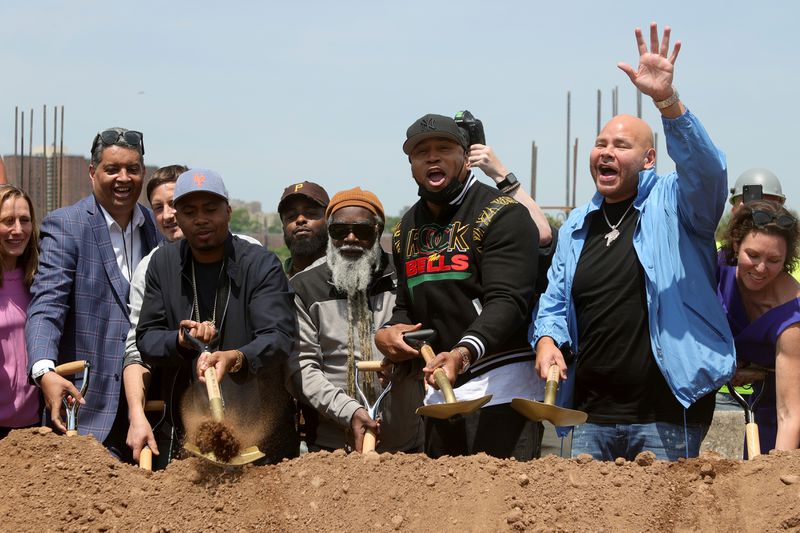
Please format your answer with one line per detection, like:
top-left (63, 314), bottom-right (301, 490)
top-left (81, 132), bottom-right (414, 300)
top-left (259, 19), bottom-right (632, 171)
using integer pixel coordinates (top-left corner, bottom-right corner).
top-left (402, 114), bottom-right (469, 155)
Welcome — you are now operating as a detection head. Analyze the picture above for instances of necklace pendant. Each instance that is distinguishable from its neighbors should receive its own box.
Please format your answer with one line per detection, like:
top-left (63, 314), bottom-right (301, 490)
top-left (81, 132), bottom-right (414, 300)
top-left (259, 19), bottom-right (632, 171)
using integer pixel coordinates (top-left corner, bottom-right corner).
top-left (604, 228), bottom-right (620, 247)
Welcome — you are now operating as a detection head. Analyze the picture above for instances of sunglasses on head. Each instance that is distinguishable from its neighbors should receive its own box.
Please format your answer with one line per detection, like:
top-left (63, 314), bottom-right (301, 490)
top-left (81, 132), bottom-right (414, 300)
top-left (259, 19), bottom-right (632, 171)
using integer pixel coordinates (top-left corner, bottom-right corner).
top-left (91, 129), bottom-right (145, 155)
top-left (328, 223), bottom-right (376, 240)
top-left (752, 210), bottom-right (796, 229)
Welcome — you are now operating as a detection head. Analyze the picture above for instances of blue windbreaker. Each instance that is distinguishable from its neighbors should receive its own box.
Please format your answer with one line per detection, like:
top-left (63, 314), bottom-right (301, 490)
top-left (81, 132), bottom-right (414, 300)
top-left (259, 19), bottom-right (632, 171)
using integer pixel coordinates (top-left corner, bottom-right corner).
top-left (533, 110), bottom-right (736, 419)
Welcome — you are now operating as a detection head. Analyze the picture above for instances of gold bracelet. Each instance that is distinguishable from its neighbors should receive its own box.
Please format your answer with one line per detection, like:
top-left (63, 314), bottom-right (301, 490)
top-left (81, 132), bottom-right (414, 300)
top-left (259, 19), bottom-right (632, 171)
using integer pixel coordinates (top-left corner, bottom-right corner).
top-left (654, 86), bottom-right (680, 109)
top-left (229, 350), bottom-right (244, 373)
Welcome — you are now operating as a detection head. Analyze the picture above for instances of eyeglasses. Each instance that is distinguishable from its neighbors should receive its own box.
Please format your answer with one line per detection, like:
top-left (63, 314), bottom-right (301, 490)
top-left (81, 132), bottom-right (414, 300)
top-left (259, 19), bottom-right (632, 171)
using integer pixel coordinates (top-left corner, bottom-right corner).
top-left (328, 223), bottom-right (376, 240)
top-left (752, 210), bottom-right (797, 229)
top-left (90, 129), bottom-right (145, 155)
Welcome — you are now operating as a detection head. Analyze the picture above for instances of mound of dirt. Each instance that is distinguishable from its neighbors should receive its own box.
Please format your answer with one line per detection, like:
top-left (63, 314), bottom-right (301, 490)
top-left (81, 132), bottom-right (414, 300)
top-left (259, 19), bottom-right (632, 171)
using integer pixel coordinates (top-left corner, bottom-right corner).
top-left (2, 428), bottom-right (800, 532)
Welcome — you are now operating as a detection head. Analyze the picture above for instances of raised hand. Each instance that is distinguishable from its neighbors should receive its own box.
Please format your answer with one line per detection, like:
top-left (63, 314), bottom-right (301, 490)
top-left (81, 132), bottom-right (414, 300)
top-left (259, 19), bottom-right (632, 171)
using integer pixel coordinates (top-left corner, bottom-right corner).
top-left (618, 22), bottom-right (680, 101)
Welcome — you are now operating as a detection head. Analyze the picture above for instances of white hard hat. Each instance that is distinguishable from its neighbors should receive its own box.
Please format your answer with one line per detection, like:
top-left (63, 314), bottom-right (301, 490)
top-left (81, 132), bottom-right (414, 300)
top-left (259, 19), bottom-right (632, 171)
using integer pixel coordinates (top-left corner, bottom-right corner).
top-left (730, 168), bottom-right (785, 200)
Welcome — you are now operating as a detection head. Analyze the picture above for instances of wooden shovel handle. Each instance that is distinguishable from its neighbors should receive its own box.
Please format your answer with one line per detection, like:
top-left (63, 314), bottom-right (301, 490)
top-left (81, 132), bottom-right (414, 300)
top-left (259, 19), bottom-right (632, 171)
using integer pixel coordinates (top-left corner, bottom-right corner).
top-left (139, 446), bottom-right (153, 471)
top-left (543, 365), bottom-right (560, 406)
top-left (55, 360), bottom-right (87, 377)
top-left (144, 400), bottom-right (165, 413)
top-left (356, 361), bottom-right (388, 372)
top-left (420, 345), bottom-right (457, 404)
top-left (362, 429), bottom-right (377, 453)
top-left (745, 422), bottom-right (761, 458)
top-left (204, 367), bottom-right (221, 400)
top-left (204, 366), bottom-right (224, 422)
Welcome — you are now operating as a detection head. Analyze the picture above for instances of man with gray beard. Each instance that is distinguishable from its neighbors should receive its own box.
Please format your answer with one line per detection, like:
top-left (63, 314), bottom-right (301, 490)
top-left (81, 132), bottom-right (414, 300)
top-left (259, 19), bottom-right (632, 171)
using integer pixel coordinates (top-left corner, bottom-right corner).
top-left (286, 187), bottom-right (424, 453)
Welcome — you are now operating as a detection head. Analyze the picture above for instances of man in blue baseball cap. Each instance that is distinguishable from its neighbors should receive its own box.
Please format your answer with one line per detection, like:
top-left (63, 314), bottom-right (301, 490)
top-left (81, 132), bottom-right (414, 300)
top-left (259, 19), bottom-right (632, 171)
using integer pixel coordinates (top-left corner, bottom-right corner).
top-left (136, 168), bottom-right (300, 463)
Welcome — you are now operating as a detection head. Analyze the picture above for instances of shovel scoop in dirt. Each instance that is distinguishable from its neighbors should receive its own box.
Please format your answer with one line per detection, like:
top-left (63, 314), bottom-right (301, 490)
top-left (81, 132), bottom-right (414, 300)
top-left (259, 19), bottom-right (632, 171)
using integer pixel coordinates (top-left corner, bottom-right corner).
top-left (181, 329), bottom-right (265, 467)
top-left (511, 364), bottom-right (588, 427)
top-left (403, 329), bottom-right (492, 420)
top-left (54, 360), bottom-right (91, 437)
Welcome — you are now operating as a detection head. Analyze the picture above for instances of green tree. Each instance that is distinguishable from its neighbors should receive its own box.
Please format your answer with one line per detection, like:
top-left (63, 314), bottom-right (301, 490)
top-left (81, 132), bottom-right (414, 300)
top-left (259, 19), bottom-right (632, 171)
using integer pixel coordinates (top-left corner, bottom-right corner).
top-left (385, 206), bottom-right (409, 231)
top-left (230, 207), bottom-right (263, 235)
top-left (545, 213), bottom-right (564, 230)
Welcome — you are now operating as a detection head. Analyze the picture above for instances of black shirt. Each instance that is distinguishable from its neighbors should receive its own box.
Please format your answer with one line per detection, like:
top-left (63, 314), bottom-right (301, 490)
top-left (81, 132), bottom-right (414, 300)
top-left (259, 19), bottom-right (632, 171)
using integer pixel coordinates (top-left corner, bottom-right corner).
top-left (193, 259), bottom-right (225, 327)
top-left (572, 198), bottom-right (714, 425)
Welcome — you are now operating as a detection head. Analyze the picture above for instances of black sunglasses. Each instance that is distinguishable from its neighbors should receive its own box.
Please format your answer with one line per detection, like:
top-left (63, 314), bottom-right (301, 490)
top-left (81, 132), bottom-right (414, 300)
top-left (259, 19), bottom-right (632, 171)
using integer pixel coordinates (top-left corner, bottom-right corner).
top-left (328, 223), bottom-right (376, 240)
top-left (752, 210), bottom-right (796, 229)
top-left (91, 129), bottom-right (145, 155)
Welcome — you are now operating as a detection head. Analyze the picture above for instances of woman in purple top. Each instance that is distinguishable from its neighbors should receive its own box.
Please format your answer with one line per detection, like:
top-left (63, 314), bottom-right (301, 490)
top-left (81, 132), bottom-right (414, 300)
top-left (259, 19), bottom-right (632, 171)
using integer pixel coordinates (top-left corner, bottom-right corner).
top-left (718, 200), bottom-right (800, 453)
top-left (0, 185), bottom-right (40, 437)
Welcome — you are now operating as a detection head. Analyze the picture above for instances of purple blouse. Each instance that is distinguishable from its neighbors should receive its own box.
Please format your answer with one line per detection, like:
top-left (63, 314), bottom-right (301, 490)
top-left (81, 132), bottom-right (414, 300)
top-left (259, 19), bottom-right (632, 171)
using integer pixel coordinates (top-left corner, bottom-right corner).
top-left (0, 268), bottom-right (40, 427)
top-left (717, 263), bottom-right (800, 450)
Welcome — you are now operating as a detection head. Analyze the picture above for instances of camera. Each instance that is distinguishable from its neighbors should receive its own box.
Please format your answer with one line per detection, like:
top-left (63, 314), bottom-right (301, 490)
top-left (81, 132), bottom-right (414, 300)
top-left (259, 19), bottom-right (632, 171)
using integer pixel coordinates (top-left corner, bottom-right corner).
top-left (742, 184), bottom-right (763, 204)
top-left (454, 110), bottom-right (486, 147)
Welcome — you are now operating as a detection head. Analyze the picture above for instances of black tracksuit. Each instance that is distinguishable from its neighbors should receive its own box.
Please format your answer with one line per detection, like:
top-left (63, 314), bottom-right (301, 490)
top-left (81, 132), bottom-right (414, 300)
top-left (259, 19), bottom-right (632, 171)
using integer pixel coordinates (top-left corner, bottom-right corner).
top-left (388, 180), bottom-right (540, 380)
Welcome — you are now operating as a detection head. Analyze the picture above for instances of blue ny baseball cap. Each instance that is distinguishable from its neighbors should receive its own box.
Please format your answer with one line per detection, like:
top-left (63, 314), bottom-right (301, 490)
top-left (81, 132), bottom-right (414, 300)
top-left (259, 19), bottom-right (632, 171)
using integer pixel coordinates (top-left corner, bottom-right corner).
top-left (173, 168), bottom-right (229, 206)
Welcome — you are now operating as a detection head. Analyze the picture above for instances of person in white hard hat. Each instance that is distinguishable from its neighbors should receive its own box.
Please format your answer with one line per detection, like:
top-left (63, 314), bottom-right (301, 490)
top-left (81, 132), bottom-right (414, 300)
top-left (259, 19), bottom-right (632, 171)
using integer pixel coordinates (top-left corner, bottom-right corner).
top-left (729, 168), bottom-right (786, 216)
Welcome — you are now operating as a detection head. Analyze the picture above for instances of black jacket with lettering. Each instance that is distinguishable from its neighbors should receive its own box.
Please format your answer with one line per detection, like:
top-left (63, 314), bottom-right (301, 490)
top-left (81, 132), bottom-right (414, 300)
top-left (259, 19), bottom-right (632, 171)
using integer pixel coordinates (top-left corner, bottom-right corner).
top-left (387, 179), bottom-right (539, 381)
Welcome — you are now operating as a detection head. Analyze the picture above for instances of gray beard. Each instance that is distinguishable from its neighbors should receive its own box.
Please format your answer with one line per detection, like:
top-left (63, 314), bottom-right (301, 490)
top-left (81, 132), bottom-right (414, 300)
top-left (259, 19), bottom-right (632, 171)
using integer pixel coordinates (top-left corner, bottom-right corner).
top-left (327, 238), bottom-right (383, 402)
top-left (327, 238), bottom-right (382, 297)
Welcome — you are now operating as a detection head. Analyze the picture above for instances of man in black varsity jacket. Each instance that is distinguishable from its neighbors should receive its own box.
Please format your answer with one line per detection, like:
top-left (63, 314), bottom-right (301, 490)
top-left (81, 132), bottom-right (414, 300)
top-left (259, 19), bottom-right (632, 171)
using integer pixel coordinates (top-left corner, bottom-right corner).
top-left (375, 114), bottom-right (541, 460)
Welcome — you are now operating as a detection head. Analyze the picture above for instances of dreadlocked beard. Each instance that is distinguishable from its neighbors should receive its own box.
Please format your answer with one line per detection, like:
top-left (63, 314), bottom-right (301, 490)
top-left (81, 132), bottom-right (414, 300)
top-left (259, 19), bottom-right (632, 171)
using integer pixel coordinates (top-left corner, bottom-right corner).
top-left (327, 238), bottom-right (383, 400)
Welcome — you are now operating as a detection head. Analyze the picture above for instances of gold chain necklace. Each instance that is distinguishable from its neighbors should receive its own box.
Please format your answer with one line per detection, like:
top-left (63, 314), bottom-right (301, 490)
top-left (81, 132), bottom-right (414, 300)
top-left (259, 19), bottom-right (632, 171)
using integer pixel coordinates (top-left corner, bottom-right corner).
top-left (191, 258), bottom-right (225, 326)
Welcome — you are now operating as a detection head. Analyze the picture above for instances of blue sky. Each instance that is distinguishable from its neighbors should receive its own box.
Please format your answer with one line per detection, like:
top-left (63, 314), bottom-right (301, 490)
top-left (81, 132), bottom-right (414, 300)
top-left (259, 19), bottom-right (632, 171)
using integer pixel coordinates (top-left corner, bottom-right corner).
top-left (2, 1), bottom-right (798, 216)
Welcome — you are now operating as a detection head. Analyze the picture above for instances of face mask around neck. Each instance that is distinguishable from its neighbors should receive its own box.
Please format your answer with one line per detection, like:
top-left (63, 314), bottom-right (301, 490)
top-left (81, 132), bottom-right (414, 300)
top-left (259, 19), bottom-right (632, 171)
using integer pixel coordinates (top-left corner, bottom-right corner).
top-left (417, 170), bottom-right (469, 206)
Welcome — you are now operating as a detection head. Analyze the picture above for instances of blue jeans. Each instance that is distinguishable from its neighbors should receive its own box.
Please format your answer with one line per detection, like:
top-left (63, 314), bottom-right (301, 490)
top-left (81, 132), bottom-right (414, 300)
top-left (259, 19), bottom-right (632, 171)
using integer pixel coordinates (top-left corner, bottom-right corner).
top-left (571, 421), bottom-right (708, 461)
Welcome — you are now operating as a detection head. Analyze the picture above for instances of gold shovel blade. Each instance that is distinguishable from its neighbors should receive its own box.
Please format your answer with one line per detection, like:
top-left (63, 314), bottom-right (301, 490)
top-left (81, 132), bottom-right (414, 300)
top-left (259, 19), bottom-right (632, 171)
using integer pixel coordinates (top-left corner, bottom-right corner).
top-left (510, 398), bottom-right (588, 427)
top-left (183, 443), bottom-right (265, 466)
top-left (415, 395), bottom-right (492, 420)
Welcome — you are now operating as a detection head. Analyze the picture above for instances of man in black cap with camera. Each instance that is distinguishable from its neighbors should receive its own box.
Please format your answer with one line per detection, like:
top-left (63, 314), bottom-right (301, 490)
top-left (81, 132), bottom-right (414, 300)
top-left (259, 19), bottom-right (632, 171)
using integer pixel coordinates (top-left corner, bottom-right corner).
top-left (375, 114), bottom-right (541, 460)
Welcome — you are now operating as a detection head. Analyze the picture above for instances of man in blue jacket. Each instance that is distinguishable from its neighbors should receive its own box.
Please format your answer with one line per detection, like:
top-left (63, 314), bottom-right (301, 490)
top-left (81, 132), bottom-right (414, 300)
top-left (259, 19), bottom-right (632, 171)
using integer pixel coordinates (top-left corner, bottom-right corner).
top-left (533, 23), bottom-right (736, 461)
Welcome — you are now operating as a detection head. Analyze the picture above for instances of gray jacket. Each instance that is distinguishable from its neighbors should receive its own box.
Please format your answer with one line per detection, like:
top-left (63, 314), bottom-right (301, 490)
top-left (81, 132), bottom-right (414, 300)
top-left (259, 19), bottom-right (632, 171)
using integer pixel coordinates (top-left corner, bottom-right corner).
top-left (287, 253), bottom-right (424, 452)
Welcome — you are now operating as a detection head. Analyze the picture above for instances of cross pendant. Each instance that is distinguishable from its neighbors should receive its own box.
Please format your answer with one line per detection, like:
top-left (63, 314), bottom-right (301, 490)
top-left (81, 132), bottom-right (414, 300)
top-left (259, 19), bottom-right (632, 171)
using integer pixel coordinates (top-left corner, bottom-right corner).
top-left (604, 228), bottom-right (620, 247)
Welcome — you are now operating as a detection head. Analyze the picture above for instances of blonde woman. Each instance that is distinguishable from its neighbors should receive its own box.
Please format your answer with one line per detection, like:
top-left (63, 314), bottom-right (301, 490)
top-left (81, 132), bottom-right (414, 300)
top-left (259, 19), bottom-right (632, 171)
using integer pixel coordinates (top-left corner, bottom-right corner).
top-left (0, 185), bottom-right (40, 437)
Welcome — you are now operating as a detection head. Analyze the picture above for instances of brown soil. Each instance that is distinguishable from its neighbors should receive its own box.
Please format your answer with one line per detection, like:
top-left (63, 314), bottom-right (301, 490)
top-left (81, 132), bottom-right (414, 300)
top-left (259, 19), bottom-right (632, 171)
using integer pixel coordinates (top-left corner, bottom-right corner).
top-left (3, 427), bottom-right (800, 532)
top-left (194, 420), bottom-right (242, 463)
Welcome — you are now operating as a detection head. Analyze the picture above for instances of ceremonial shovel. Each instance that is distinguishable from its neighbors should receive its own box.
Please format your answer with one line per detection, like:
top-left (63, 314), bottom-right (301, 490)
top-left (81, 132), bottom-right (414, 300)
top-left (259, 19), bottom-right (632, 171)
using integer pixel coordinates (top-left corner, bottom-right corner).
top-left (727, 378), bottom-right (767, 459)
top-left (403, 329), bottom-right (492, 419)
top-left (511, 364), bottom-right (588, 426)
top-left (138, 400), bottom-right (166, 471)
top-left (354, 359), bottom-right (394, 452)
top-left (54, 360), bottom-right (91, 437)
top-left (181, 330), bottom-right (265, 466)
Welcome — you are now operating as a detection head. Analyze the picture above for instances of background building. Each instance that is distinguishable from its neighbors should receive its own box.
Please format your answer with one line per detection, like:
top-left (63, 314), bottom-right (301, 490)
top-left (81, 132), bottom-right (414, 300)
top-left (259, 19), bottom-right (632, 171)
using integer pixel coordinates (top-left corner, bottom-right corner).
top-left (3, 152), bottom-right (156, 217)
